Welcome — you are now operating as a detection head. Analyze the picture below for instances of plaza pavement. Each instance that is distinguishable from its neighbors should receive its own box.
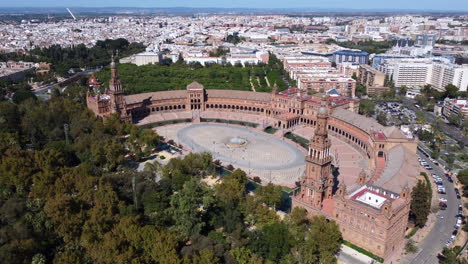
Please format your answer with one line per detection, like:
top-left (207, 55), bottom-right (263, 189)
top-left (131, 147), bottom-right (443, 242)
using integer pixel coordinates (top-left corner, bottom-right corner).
top-left (155, 122), bottom-right (368, 187)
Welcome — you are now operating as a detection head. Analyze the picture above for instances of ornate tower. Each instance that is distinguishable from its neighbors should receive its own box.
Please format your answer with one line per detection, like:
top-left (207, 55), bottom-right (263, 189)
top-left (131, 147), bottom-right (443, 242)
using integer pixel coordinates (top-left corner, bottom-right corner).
top-left (107, 56), bottom-right (130, 121)
top-left (298, 98), bottom-right (334, 209)
top-left (109, 55), bottom-right (122, 92)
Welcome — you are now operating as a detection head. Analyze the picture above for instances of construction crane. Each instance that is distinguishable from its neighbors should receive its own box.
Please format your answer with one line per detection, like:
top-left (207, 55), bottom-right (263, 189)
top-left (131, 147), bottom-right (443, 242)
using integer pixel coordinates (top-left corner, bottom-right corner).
top-left (66, 8), bottom-right (76, 20)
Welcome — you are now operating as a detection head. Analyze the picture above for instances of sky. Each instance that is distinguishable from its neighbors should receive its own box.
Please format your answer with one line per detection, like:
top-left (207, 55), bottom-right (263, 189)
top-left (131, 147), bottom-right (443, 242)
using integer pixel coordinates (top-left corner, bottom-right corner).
top-left (2, 0), bottom-right (468, 11)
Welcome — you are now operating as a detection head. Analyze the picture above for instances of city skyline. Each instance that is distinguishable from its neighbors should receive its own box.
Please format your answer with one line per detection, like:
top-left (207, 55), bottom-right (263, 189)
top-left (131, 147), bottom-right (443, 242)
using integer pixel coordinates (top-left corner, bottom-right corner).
top-left (3, 0), bottom-right (468, 11)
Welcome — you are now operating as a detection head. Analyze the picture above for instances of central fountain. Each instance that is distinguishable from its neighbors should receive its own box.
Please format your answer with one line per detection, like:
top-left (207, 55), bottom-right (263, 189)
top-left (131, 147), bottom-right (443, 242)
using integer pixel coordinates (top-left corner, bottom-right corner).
top-left (225, 137), bottom-right (248, 147)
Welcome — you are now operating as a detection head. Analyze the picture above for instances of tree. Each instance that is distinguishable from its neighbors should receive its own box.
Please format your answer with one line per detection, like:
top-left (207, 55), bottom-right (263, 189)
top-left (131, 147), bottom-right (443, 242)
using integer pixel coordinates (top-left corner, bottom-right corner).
top-left (405, 239), bottom-right (418, 254)
top-left (458, 169), bottom-right (468, 198)
top-left (448, 112), bottom-right (464, 128)
top-left (215, 169), bottom-right (247, 205)
top-left (191, 249), bottom-right (220, 264)
top-left (169, 178), bottom-right (215, 237)
top-left (248, 221), bottom-right (293, 262)
top-left (444, 84), bottom-right (459, 99)
top-left (376, 111), bottom-right (388, 126)
top-left (0, 149), bottom-right (38, 193)
top-left (256, 183), bottom-right (283, 209)
top-left (439, 247), bottom-right (457, 264)
top-left (307, 216), bottom-right (342, 264)
top-left (12, 90), bottom-right (37, 104)
top-left (229, 247), bottom-right (263, 264)
top-left (410, 180), bottom-right (431, 228)
top-left (0, 102), bottom-right (20, 133)
top-left (415, 110), bottom-right (427, 124)
top-left (358, 99), bottom-right (375, 117)
top-left (399, 85), bottom-right (408, 96)
top-left (141, 226), bottom-right (181, 264)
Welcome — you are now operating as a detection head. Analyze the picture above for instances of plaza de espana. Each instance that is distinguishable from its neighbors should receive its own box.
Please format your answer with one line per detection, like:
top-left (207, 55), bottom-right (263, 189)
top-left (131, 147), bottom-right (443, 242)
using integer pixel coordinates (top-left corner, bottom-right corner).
top-left (87, 61), bottom-right (420, 262)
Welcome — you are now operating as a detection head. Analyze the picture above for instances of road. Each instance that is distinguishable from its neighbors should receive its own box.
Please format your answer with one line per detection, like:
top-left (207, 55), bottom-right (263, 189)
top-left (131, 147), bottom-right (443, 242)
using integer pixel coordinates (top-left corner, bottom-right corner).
top-left (33, 68), bottom-right (99, 95)
top-left (402, 98), bottom-right (468, 145)
top-left (402, 151), bottom-right (460, 264)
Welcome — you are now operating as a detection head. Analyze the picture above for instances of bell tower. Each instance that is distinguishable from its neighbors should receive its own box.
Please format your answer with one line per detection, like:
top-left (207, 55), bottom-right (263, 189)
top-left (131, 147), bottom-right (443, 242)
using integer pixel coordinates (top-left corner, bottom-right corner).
top-left (298, 98), bottom-right (334, 209)
top-left (107, 55), bottom-right (130, 121)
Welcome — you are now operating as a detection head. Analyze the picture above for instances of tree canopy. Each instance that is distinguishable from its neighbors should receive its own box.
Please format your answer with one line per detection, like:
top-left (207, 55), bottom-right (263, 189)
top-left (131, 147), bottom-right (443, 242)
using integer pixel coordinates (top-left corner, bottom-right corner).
top-left (94, 54), bottom-right (292, 94)
top-left (0, 76), bottom-right (343, 264)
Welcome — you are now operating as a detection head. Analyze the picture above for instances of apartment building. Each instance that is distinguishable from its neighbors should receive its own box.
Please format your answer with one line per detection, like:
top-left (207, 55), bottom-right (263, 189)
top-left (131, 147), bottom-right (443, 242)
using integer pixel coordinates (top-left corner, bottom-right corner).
top-left (298, 76), bottom-right (356, 97)
top-left (442, 98), bottom-right (468, 120)
top-left (393, 62), bottom-right (432, 87)
top-left (379, 58), bottom-right (468, 91)
top-left (359, 64), bottom-right (386, 87)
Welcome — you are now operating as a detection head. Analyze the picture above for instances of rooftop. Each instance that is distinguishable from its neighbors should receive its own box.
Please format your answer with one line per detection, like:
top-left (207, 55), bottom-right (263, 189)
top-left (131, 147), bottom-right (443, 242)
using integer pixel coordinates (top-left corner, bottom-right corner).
top-left (349, 185), bottom-right (398, 209)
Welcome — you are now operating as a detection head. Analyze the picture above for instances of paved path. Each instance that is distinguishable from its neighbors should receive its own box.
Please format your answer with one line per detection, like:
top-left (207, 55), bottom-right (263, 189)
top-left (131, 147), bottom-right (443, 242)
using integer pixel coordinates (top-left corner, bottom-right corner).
top-left (400, 151), bottom-right (460, 264)
top-left (337, 245), bottom-right (374, 264)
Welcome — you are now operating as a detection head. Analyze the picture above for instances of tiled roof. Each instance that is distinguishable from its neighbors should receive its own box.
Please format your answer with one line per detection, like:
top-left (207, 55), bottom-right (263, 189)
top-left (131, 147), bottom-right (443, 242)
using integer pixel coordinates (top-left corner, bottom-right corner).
top-left (187, 81), bottom-right (204, 90)
top-left (206, 89), bottom-right (271, 101)
top-left (124, 90), bottom-right (187, 105)
top-left (373, 145), bottom-right (419, 193)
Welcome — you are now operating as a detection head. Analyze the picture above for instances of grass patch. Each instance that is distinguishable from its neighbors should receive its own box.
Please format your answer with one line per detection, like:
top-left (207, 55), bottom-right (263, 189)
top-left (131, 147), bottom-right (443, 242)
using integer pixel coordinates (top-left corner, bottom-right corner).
top-left (343, 240), bottom-right (384, 263)
top-left (264, 126), bottom-right (278, 134)
top-left (284, 132), bottom-right (309, 149)
top-left (405, 227), bottom-right (419, 239)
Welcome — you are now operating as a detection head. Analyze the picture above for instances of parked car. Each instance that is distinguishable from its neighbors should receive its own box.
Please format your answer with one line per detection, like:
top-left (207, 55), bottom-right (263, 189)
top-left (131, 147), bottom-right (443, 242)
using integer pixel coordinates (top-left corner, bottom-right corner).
top-left (446, 239), bottom-right (453, 247)
top-left (439, 198), bottom-right (448, 202)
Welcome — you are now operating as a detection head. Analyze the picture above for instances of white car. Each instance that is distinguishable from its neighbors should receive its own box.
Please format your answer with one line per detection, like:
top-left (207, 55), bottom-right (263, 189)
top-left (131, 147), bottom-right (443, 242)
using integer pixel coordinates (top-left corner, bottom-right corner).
top-left (439, 198), bottom-right (448, 202)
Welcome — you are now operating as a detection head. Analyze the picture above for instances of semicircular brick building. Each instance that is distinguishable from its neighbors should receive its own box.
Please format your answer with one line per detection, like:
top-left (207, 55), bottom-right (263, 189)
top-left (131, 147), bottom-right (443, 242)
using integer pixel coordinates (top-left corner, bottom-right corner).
top-left (87, 63), bottom-right (420, 262)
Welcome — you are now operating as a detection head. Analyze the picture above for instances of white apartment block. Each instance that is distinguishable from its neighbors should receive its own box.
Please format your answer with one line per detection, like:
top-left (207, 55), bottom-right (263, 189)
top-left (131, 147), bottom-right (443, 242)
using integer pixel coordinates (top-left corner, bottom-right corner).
top-left (380, 58), bottom-right (468, 91)
top-left (393, 62), bottom-right (433, 87)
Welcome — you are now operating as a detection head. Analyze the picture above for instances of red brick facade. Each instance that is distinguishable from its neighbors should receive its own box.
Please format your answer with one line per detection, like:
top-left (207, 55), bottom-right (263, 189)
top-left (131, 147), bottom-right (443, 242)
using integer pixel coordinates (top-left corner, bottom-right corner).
top-left (87, 64), bottom-right (418, 262)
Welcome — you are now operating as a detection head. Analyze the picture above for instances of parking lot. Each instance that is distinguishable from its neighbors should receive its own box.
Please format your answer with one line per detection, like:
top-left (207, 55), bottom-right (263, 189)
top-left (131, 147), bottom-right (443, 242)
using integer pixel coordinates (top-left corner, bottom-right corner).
top-left (376, 102), bottom-right (416, 126)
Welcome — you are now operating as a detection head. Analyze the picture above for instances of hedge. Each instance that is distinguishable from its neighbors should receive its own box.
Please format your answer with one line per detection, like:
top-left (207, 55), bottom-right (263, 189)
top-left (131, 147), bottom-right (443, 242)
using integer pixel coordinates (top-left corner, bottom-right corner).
top-left (200, 118), bottom-right (258, 128)
top-left (140, 118), bottom-right (192, 129)
top-left (420, 172), bottom-right (432, 199)
top-left (283, 132), bottom-right (309, 149)
top-left (342, 240), bottom-right (384, 263)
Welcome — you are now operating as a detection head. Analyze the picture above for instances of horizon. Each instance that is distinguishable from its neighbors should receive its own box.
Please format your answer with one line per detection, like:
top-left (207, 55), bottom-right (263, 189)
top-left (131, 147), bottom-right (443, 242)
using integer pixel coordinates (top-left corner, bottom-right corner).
top-left (2, 0), bottom-right (468, 12)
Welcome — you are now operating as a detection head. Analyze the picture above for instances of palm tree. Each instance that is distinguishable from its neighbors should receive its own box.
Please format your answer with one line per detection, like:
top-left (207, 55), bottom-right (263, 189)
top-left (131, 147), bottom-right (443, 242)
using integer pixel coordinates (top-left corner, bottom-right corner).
top-left (432, 117), bottom-right (445, 152)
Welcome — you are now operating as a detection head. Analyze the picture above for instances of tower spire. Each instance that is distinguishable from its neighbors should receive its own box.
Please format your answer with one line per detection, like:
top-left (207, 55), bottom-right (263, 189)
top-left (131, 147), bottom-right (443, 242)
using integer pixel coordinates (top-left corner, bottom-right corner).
top-left (297, 95), bottom-right (334, 209)
top-left (109, 53), bottom-right (122, 92)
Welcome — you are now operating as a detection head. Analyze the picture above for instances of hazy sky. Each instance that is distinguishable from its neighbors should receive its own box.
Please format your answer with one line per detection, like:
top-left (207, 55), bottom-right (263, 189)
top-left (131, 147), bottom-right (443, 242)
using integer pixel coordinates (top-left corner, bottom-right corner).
top-left (3, 0), bottom-right (468, 11)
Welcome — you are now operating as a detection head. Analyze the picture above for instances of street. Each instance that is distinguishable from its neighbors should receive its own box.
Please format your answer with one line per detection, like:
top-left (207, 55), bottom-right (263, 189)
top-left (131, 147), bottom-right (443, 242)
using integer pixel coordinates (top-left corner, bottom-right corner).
top-left (402, 150), bottom-right (460, 264)
top-left (33, 68), bottom-right (99, 96)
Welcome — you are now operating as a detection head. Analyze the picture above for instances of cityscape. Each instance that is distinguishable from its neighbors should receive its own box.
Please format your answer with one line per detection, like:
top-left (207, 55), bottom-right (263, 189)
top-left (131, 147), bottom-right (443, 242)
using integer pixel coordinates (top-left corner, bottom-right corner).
top-left (0, 1), bottom-right (467, 264)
